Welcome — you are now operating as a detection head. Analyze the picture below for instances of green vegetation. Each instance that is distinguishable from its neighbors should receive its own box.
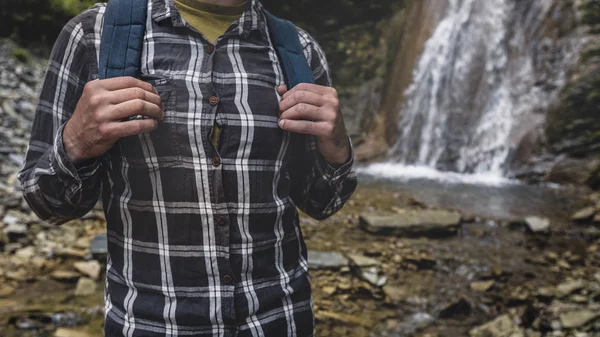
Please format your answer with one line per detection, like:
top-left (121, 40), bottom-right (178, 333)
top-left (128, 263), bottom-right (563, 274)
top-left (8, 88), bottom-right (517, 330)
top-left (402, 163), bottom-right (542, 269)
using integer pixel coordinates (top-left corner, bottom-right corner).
top-left (12, 47), bottom-right (31, 64)
top-left (580, 0), bottom-right (600, 27)
top-left (0, 0), bottom-right (98, 49)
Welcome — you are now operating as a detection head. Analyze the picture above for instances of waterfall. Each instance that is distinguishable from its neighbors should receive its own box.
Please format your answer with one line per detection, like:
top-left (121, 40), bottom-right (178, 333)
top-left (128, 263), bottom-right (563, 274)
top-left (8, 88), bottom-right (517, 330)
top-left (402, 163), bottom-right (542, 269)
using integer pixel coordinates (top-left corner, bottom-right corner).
top-left (387, 0), bottom-right (578, 177)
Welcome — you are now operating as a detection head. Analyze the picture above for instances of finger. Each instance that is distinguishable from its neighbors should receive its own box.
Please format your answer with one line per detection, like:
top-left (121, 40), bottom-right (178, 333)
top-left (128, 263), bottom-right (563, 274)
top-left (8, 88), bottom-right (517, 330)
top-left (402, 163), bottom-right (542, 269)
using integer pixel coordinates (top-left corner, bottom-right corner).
top-left (279, 90), bottom-right (327, 112)
top-left (280, 103), bottom-right (323, 121)
top-left (97, 76), bottom-right (156, 93)
top-left (106, 119), bottom-right (159, 139)
top-left (106, 87), bottom-right (163, 107)
top-left (277, 85), bottom-right (288, 96)
top-left (110, 99), bottom-right (164, 121)
top-left (282, 83), bottom-right (336, 100)
top-left (278, 119), bottom-right (330, 137)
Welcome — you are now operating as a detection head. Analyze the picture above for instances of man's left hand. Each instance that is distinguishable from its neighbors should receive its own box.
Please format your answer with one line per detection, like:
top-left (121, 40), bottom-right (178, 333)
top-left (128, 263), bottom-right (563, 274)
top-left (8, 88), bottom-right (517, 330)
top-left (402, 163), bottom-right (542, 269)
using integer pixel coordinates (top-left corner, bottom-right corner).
top-left (277, 84), bottom-right (350, 166)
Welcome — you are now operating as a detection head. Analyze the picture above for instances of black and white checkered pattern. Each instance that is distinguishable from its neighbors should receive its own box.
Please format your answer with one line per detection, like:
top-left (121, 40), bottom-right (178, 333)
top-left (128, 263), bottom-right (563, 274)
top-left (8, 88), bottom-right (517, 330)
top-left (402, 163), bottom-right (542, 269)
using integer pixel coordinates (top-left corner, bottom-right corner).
top-left (19, 1), bottom-right (357, 336)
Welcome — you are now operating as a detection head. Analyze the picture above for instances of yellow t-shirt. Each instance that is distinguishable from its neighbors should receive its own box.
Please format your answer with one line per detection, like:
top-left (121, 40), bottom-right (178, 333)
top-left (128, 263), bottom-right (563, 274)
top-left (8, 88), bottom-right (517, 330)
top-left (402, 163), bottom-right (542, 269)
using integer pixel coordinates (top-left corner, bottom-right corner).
top-left (174, 0), bottom-right (247, 44)
top-left (174, 0), bottom-right (246, 148)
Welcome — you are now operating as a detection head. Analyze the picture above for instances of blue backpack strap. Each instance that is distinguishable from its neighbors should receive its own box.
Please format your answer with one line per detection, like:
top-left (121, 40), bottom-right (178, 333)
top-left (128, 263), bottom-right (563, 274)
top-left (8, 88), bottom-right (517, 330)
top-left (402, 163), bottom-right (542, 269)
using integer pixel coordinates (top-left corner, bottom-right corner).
top-left (264, 11), bottom-right (315, 88)
top-left (98, 0), bottom-right (148, 79)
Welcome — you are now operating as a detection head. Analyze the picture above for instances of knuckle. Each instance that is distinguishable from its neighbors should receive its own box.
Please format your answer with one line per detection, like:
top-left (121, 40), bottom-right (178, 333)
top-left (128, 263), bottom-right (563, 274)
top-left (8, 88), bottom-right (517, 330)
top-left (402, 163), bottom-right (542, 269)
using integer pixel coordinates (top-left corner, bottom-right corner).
top-left (297, 103), bottom-right (307, 114)
top-left (98, 124), bottom-right (110, 139)
top-left (88, 94), bottom-right (102, 107)
top-left (124, 76), bottom-right (137, 87)
top-left (132, 121), bottom-right (143, 135)
top-left (328, 87), bottom-right (338, 98)
top-left (134, 88), bottom-right (146, 100)
top-left (133, 99), bottom-right (146, 112)
top-left (302, 123), bottom-right (312, 134)
top-left (329, 97), bottom-right (340, 109)
top-left (296, 90), bottom-right (307, 101)
top-left (324, 123), bottom-right (335, 135)
top-left (83, 81), bottom-right (95, 92)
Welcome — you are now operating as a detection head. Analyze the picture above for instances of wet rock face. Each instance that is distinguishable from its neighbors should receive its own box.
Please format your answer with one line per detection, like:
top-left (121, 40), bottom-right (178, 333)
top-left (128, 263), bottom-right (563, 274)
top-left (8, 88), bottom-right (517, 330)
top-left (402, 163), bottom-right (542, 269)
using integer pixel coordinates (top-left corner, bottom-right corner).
top-left (262, 0), bottom-right (404, 139)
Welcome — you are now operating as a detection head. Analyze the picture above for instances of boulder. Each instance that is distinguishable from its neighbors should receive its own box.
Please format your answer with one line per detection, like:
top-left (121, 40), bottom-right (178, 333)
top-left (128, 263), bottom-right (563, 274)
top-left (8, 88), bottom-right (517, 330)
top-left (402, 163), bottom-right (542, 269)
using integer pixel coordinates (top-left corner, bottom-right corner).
top-left (307, 251), bottom-right (348, 270)
top-left (469, 315), bottom-right (525, 337)
top-left (359, 210), bottom-right (461, 237)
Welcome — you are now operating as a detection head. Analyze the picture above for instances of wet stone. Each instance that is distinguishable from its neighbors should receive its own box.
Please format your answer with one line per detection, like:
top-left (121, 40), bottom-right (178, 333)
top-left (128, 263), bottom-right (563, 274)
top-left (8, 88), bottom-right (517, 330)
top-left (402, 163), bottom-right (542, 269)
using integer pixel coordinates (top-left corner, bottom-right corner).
top-left (74, 277), bottom-right (97, 297)
top-left (73, 260), bottom-right (101, 280)
top-left (471, 280), bottom-right (495, 292)
top-left (0, 285), bottom-right (15, 298)
top-left (439, 297), bottom-right (472, 319)
top-left (307, 251), bottom-right (349, 270)
top-left (360, 210), bottom-right (461, 237)
top-left (346, 254), bottom-right (381, 268)
top-left (571, 207), bottom-right (596, 221)
top-left (556, 279), bottom-right (586, 297)
top-left (469, 315), bottom-right (525, 337)
top-left (50, 270), bottom-right (80, 283)
top-left (525, 216), bottom-right (550, 233)
top-left (560, 309), bottom-right (600, 329)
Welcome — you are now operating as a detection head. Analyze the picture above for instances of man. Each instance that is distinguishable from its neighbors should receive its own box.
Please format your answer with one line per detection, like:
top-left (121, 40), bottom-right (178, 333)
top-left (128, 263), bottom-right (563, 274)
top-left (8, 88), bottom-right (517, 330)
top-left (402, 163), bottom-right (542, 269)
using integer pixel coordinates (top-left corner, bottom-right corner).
top-left (19, 0), bottom-right (356, 336)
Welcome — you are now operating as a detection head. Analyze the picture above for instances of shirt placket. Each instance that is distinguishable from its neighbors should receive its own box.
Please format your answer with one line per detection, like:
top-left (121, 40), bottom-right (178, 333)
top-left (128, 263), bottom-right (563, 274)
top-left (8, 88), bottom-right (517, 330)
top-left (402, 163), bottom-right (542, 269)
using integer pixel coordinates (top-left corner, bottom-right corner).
top-left (200, 35), bottom-right (238, 335)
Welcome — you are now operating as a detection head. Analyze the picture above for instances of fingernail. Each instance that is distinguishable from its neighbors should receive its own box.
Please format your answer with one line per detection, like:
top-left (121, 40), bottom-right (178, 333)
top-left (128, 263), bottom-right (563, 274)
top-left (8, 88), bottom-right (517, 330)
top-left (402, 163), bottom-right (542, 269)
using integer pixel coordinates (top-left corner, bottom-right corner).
top-left (278, 119), bottom-right (285, 128)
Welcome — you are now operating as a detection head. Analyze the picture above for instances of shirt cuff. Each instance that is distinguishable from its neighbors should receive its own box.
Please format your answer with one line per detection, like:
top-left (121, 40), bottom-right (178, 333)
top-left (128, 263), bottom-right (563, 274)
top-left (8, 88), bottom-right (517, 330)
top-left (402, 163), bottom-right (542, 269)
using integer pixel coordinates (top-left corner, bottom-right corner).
top-left (315, 136), bottom-right (354, 186)
top-left (49, 123), bottom-right (101, 191)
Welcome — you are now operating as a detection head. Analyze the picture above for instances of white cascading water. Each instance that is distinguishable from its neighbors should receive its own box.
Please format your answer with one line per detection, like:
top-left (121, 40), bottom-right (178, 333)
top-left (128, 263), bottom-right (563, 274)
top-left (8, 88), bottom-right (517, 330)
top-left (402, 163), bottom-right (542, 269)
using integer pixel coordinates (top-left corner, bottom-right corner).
top-left (362, 0), bottom-right (579, 184)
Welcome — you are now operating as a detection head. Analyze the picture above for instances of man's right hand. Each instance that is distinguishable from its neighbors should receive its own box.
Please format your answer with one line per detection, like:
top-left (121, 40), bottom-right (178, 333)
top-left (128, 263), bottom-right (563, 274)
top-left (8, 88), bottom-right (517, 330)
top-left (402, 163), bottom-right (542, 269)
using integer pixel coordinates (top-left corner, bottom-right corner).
top-left (63, 77), bottom-right (164, 164)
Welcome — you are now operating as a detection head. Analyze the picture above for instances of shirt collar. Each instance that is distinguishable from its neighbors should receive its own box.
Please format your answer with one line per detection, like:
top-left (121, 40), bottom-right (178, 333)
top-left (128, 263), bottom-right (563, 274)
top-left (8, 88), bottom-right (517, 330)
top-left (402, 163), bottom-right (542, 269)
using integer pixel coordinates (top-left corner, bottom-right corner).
top-left (151, 0), bottom-right (268, 38)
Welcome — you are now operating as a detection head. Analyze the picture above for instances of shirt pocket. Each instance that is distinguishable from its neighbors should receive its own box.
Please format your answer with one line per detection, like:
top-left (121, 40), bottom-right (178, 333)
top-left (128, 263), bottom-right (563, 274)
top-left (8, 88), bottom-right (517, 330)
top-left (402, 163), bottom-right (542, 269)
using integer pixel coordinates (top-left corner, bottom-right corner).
top-left (117, 75), bottom-right (183, 171)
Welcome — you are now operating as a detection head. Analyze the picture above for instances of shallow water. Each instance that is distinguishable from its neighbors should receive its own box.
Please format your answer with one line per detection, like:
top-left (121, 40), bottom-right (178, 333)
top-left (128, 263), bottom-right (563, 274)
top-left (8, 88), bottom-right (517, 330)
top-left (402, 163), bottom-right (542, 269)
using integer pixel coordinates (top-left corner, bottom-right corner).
top-left (357, 164), bottom-right (586, 221)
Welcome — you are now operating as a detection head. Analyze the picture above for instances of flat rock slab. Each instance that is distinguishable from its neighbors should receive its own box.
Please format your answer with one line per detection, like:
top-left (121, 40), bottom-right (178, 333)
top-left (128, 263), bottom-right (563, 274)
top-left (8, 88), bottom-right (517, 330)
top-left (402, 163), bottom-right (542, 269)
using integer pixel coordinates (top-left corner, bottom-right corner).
top-left (307, 251), bottom-right (348, 270)
top-left (525, 216), bottom-right (550, 233)
top-left (360, 210), bottom-right (461, 237)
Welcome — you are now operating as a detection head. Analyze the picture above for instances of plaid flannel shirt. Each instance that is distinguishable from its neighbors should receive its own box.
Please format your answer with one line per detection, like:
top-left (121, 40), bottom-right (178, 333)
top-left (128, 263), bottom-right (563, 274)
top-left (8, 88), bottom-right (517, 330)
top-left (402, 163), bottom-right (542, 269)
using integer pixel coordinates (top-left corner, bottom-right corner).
top-left (18, 0), bottom-right (357, 336)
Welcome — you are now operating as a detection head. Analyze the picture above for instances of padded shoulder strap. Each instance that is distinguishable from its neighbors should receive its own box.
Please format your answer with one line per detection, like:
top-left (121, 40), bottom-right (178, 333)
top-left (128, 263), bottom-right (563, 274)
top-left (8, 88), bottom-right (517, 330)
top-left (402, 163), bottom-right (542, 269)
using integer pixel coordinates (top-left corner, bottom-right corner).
top-left (98, 0), bottom-right (148, 79)
top-left (264, 11), bottom-right (315, 88)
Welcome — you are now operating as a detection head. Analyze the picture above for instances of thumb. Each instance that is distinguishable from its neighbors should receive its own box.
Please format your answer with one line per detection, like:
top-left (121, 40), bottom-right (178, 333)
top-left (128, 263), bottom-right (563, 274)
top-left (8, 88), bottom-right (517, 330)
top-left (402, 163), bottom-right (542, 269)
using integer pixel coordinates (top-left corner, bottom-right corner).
top-left (277, 85), bottom-right (288, 96)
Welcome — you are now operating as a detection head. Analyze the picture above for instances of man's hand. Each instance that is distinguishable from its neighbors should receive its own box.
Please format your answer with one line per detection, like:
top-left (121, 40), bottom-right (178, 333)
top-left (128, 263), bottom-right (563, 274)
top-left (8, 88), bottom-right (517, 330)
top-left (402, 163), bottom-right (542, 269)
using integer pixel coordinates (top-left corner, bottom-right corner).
top-left (63, 77), bottom-right (164, 164)
top-left (277, 84), bottom-right (350, 166)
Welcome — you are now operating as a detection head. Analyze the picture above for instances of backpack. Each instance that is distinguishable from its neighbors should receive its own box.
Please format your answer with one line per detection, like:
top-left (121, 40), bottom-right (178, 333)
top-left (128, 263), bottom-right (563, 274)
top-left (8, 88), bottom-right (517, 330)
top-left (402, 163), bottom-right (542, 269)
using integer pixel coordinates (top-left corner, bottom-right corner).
top-left (97, 0), bottom-right (315, 88)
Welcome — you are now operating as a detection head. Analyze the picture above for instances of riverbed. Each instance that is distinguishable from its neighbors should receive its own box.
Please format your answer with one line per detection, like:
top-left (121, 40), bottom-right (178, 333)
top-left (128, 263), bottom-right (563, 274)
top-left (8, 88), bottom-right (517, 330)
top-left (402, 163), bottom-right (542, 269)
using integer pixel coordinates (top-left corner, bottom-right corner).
top-left (2, 172), bottom-right (599, 337)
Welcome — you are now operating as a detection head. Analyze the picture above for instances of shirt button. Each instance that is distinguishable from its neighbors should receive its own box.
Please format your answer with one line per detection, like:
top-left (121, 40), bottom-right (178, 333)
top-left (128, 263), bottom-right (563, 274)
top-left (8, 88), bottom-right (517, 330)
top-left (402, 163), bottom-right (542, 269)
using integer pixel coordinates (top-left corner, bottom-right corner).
top-left (207, 45), bottom-right (215, 54)
top-left (216, 216), bottom-right (227, 226)
top-left (212, 156), bottom-right (221, 167)
top-left (223, 275), bottom-right (234, 284)
top-left (209, 96), bottom-right (219, 106)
